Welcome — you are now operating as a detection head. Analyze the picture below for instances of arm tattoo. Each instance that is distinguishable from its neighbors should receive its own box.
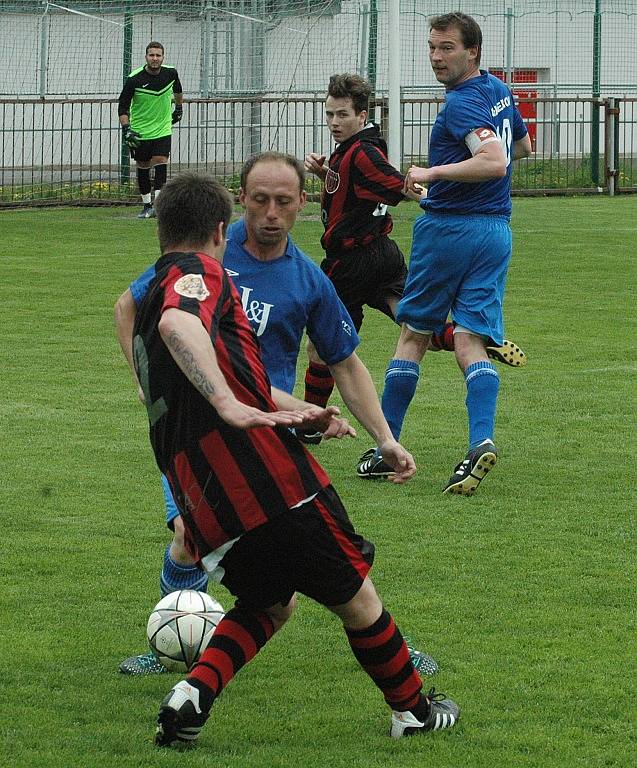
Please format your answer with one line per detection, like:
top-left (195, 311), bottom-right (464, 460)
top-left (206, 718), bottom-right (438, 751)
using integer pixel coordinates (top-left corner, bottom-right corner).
top-left (166, 329), bottom-right (216, 399)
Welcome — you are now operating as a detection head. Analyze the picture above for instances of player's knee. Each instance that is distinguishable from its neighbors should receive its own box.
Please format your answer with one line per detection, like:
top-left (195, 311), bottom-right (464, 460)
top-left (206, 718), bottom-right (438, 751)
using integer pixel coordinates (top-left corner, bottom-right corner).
top-left (329, 577), bottom-right (383, 629)
top-left (397, 324), bottom-right (430, 360)
top-left (169, 516), bottom-right (194, 565)
top-left (453, 328), bottom-right (489, 369)
top-left (266, 594), bottom-right (297, 630)
top-left (306, 338), bottom-right (319, 361)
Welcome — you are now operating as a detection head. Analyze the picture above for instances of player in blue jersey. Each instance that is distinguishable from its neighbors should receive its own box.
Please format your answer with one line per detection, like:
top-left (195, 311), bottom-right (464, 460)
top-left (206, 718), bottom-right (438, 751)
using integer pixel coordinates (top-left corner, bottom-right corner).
top-left (115, 153), bottom-right (435, 676)
top-left (357, 12), bottom-right (532, 493)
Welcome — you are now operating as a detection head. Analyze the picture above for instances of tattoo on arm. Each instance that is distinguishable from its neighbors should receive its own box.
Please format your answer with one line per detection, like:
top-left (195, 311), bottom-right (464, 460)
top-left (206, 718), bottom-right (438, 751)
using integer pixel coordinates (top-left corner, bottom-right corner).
top-left (166, 329), bottom-right (216, 399)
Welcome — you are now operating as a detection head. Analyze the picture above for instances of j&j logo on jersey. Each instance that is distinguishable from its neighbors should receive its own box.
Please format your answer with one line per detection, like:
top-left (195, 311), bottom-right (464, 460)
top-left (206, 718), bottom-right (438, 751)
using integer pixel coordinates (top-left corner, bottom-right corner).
top-left (325, 168), bottom-right (340, 194)
top-left (342, 320), bottom-right (352, 336)
top-left (240, 286), bottom-right (273, 337)
top-left (491, 96), bottom-right (511, 117)
top-left (174, 274), bottom-right (209, 301)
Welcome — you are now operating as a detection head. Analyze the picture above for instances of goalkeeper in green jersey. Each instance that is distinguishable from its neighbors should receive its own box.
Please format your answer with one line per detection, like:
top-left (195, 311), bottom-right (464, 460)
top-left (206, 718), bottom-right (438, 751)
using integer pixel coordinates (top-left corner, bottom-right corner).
top-left (118, 42), bottom-right (183, 219)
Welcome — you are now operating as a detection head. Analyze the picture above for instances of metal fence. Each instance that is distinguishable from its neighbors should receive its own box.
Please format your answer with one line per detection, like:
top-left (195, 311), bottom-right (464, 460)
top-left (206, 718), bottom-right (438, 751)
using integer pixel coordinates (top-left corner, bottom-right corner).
top-left (0, 95), bottom-right (634, 206)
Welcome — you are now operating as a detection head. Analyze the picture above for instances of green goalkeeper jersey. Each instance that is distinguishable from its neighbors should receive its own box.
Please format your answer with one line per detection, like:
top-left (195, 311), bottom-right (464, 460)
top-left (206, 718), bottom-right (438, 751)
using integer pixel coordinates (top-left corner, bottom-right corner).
top-left (118, 65), bottom-right (183, 140)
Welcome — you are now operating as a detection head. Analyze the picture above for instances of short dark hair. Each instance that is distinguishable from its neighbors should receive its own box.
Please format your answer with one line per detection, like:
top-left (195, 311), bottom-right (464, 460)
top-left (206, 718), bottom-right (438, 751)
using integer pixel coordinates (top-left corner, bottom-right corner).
top-left (240, 152), bottom-right (305, 193)
top-left (327, 73), bottom-right (371, 115)
top-left (429, 12), bottom-right (482, 66)
top-left (146, 41), bottom-right (164, 54)
top-left (155, 172), bottom-right (234, 252)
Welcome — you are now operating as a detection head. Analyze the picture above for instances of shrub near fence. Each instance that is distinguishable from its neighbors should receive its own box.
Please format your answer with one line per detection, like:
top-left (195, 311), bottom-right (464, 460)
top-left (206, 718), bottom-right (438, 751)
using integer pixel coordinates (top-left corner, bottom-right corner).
top-left (0, 96), bottom-right (635, 206)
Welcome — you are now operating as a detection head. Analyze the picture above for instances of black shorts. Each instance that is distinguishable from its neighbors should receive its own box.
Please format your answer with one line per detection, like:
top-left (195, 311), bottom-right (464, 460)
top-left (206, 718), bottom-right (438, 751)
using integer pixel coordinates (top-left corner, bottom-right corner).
top-left (131, 135), bottom-right (171, 162)
top-left (321, 235), bottom-right (407, 332)
top-left (218, 485), bottom-right (375, 611)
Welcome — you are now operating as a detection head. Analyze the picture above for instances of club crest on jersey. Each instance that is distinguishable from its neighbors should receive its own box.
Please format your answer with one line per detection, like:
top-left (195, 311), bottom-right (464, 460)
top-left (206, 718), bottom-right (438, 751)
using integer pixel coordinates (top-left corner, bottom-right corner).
top-left (325, 168), bottom-right (340, 194)
top-left (174, 274), bottom-right (209, 301)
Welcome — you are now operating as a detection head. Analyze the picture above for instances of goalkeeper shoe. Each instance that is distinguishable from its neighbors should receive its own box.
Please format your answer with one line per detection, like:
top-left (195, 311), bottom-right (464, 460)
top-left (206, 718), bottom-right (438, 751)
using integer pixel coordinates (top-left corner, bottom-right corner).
top-left (390, 687), bottom-right (460, 738)
top-left (486, 339), bottom-right (527, 367)
top-left (119, 651), bottom-right (168, 676)
top-left (443, 440), bottom-right (497, 497)
top-left (137, 204), bottom-right (155, 219)
top-left (356, 448), bottom-right (394, 479)
top-left (404, 637), bottom-right (439, 677)
top-left (155, 680), bottom-right (210, 749)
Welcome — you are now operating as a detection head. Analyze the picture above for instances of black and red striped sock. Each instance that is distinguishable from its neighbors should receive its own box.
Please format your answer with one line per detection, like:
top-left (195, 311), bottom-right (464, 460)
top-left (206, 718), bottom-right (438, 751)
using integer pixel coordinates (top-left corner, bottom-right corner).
top-left (430, 322), bottom-right (455, 352)
top-left (345, 609), bottom-right (423, 712)
top-left (186, 605), bottom-right (275, 710)
top-left (303, 361), bottom-right (335, 408)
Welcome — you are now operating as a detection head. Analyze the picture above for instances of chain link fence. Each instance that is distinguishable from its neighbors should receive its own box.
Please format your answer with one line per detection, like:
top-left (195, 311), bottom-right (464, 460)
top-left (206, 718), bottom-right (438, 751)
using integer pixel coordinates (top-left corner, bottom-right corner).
top-left (0, 1), bottom-right (635, 203)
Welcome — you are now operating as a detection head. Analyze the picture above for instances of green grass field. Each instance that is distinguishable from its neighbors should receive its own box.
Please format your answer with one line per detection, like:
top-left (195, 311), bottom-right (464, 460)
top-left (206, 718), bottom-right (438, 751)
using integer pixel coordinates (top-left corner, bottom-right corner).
top-left (1, 197), bottom-right (635, 768)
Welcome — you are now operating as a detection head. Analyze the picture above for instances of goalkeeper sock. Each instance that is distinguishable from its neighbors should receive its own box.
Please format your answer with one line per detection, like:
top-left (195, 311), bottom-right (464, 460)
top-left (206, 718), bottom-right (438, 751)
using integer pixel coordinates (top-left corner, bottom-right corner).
top-left (137, 167), bottom-right (151, 196)
top-left (345, 609), bottom-right (422, 711)
top-left (153, 163), bottom-right (167, 193)
top-left (188, 605), bottom-right (275, 702)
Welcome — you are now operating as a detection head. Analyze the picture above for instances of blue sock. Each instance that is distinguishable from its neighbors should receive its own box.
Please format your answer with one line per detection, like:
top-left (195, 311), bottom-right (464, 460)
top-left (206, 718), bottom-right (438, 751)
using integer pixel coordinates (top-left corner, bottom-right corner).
top-left (160, 544), bottom-right (209, 597)
top-left (464, 361), bottom-right (500, 449)
top-left (380, 359), bottom-right (420, 442)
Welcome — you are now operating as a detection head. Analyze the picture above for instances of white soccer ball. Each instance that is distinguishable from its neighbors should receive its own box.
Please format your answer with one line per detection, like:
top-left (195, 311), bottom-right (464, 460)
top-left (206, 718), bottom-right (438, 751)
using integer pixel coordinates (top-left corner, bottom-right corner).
top-left (147, 589), bottom-right (224, 672)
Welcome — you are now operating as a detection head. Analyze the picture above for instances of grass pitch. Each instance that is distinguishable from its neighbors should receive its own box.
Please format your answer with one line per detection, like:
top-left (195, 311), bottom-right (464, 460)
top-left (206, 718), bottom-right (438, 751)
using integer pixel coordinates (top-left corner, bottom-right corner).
top-left (0, 197), bottom-right (635, 768)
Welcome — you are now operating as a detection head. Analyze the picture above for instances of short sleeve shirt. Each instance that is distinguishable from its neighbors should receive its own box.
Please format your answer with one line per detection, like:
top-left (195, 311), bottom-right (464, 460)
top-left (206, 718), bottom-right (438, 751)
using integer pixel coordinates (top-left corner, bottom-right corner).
top-left (424, 71), bottom-right (528, 216)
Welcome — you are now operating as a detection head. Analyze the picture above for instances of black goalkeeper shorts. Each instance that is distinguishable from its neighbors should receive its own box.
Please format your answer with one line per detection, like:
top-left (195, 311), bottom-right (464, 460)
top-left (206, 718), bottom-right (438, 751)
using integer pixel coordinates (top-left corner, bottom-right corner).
top-left (131, 134), bottom-right (171, 162)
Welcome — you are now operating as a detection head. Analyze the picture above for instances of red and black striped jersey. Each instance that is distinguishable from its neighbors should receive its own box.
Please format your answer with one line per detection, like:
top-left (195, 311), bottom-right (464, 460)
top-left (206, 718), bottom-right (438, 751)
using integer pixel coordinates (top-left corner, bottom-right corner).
top-left (321, 124), bottom-right (406, 253)
top-left (133, 251), bottom-right (330, 556)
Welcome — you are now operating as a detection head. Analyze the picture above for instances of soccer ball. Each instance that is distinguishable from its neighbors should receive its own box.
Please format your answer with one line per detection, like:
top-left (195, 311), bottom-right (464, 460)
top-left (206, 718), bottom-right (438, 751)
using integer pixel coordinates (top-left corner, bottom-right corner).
top-left (147, 589), bottom-right (224, 672)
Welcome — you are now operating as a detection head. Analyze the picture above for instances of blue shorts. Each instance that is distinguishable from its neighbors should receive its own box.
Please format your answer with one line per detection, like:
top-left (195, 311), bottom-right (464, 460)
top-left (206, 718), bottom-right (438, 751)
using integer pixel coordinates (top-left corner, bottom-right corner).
top-left (161, 473), bottom-right (180, 528)
top-left (396, 212), bottom-right (512, 345)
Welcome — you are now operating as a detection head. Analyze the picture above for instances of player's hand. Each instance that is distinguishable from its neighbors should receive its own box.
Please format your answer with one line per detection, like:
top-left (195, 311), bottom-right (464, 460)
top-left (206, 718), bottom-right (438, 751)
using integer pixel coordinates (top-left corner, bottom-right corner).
top-left (171, 105), bottom-right (183, 124)
top-left (122, 125), bottom-right (142, 149)
top-left (300, 404), bottom-right (356, 440)
top-left (304, 153), bottom-right (327, 180)
top-left (403, 165), bottom-right (431, 195)
top-left (378, 439), bottom-right (416, 484)
top-left (216, 397), bottom-right (306, 430)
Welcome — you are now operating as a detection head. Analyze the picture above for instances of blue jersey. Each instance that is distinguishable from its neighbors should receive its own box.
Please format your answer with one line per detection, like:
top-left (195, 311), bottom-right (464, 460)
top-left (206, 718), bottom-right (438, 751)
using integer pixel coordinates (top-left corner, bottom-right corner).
top-left (424, 71), bottom-right (527, 216)
top-left (129, 217), bottom-right (359, 394)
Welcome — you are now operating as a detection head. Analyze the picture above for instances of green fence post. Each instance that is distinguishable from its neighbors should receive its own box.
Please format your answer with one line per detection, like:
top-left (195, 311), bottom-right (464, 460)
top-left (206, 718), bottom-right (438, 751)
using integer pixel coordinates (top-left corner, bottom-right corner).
top-left (591, 0), bottom-right (602, 187)
top-left (120, 0), bottom-right (133, 187)
top-left (367, 0), bottom-right (378, 96)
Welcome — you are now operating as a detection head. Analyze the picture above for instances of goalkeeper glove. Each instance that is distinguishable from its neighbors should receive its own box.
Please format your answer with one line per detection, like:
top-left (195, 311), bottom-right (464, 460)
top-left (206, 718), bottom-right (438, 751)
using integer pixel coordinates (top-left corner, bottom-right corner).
top-left (171, 105), bottom-right (183, 124)
top-left (122, 124), bottom-right (141, 149)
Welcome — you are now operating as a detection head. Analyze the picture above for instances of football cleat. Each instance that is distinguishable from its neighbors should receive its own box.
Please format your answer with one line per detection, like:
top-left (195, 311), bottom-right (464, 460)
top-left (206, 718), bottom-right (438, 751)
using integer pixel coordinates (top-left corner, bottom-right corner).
top-left (119, 651), bottom-right (168, 676)
top-left (292, 428), bottom-right (323, 445)
top-left (443, 440), bottom-right (497, 496)
top-left (486, 339), bottom-right (527, 367)
top-left (390, 688), bottom-right (460, 738)
top-left (137, 204), bottom-right (155, 219)
top-left (356, 448), bottom-right (394, 479)
top-left (155, 680), bottom-right (209, 749)
top-left (404, 637), bottom-right (439, 677)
